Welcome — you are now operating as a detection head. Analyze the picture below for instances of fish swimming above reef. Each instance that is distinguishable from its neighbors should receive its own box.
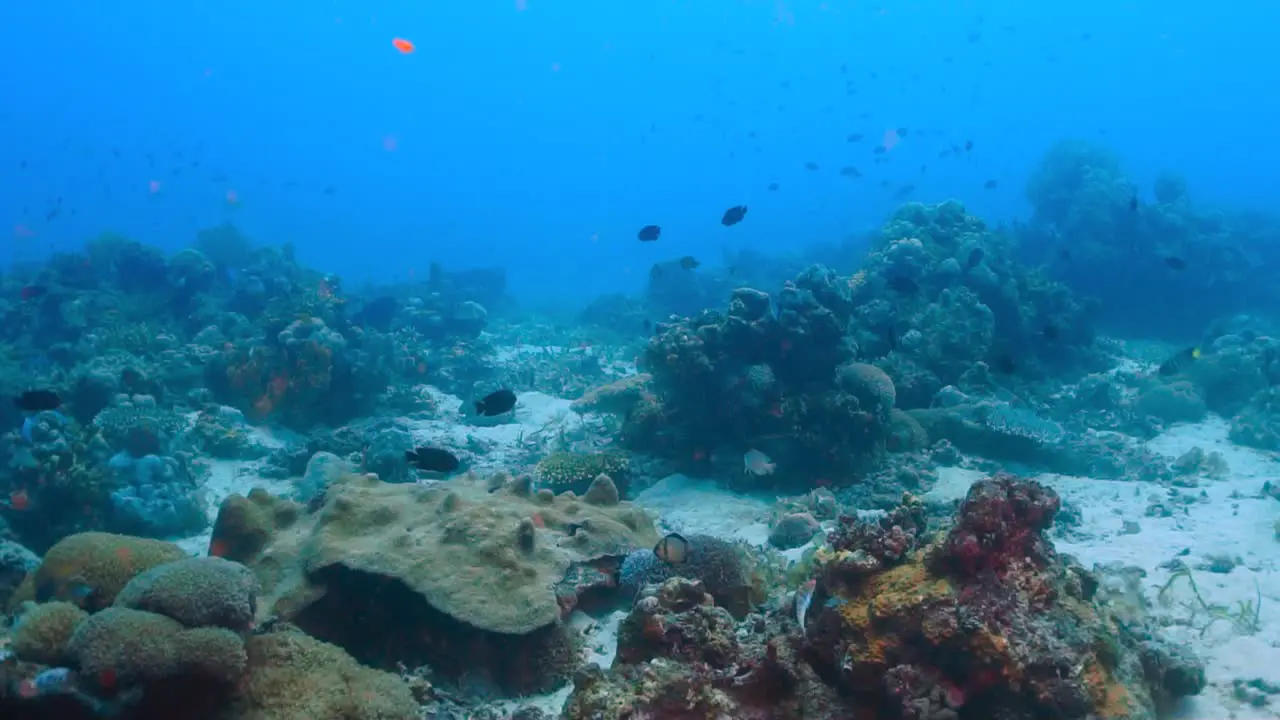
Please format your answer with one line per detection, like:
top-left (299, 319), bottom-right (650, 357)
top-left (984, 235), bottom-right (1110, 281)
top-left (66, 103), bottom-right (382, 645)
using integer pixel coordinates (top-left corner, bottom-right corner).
top-left (679, 256), bottom-right (700, 270)
top-left (795, 578), bottom-right (817, 636)
top-left (743, 448), bottom-right (776, 476)
top-left (654, 532), bottom-right (689, 564)
top-left (637, 225), bottom-right (662, 242)
top-left (474, 388), bottom-right (517, 416)
top-left (964, 247), bottom-right (985, 271)
top-left (1158, 346), bottom-right (1200, 377)
top-left (13, 389), bottom-right (60, 412)
top-left (720, 205), bottom-right (748, 226)
top-left (405, 446), bottom-right (460, 473)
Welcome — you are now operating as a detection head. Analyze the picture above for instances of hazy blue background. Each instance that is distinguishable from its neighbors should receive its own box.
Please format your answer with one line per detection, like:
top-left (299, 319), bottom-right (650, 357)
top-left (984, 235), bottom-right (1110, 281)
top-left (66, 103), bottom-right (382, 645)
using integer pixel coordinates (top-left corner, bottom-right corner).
top-left (1, 0), bottom-right (1276, 299)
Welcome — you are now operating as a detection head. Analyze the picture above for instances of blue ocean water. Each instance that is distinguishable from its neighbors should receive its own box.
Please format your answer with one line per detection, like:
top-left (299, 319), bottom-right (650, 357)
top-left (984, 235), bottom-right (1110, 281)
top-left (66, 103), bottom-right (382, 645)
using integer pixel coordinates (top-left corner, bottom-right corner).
top-left (2, 1), bottom-right (1276, 301)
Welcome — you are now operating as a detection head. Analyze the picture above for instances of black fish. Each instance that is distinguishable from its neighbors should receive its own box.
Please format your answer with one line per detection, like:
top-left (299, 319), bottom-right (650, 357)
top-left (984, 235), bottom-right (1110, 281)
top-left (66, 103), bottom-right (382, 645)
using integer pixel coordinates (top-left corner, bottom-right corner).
top-left (14, 390), bottom-right (60, 412)
top-left (1164, 256), bottom-right (1187, 271)
top-left (1041, 324), bottom-right (1060, 341)
top-left (352, 297), bottom-right (399, 332)
top-left (679, 256), bottom-right (700, 270)
top-left (804, 161), bottom-right (819, 170)
top-left (475, 388), bottom-right (517, 416)
top-left (846, 133), bottom-right (864, 142)
top-left (983, 179), bottom-right (998, 189)
top-left (964, 140), bottom-right (973, 151)
top-left (886, 275), bottom-right (919, 295)
top-left (637, 225), bottom-right (661, 242)
top-left (1128, 195), bottom-right (1138, 211)
top-left (964, 247), bottom-right (985, 271)
top-left (873, 146), bottom-right (886, 155)
top-left (1158, 347), bottom-right (1200, 377)
top-left (405, 446), bottom-right (461, 473)
top-left (1057, 248), bottom-right (1073, 262)
top-left (896, 127), bottom-right (909, 137)
top-left (767, 182), bottom-right (780, 191)
top-left (721, 205), bottom-right (748, 226)
top-left (839, 166), bottom-right (861, 178)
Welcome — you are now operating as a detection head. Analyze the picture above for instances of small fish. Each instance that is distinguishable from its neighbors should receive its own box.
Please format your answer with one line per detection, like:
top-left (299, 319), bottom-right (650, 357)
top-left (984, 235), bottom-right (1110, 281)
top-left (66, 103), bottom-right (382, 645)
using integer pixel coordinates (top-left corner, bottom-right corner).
top-left (896, 127), bottom-right (909, 137)
top-left (679, 256), bottom-right (700, 270)
top-left (654, 532), bottom-right (689, 564)
top-left (886, 275), bottom-right (919, 295)
top-left (1041, 324), bottom-right (1060, 341)
top-left (964, 247), bottom-right (985, 271)
top-left (846, 133), bottom-right (864, 142)
top-left (743, 448), bottom-right (775, 476)
top-left (352, 297), bottom-right (399, 332)
top-left (405, 447), bottom-right (461, 473)
top-left (964, 140), bottom-right (973, 151)
top-left (1158, 347), bottom-right (1200, 377)
top-left (1128, 195), bottom-right (1139, 211)
top-left (637, 225), bottom-right (661, 242)
top-left (767, 182), bottom-right (780, 191)
top-left (475, 388), bottom-right (517, 416)
top-left (1057, 248), bottom-right (1073, 261)
top-left (1164, 256), bottom-right (1187, 271)
top-left (983, 179), bottom-right (998, 190)
top-left (839, 166), bottom-right (861, 178)
top-left (795, 579), bottom-right (817, 635)
top-left (14, 389), bottom-right (60, 412)
top-left (392, 37), bottom-right (416, 54)
top-left (20, 285), bottom-right (47, 300)
top-left (18, 667), bottom-right (76, 699)
top-left (721, 205), bottom-right (748, 226)
top-left (805, 161), bottom-right (820, 170)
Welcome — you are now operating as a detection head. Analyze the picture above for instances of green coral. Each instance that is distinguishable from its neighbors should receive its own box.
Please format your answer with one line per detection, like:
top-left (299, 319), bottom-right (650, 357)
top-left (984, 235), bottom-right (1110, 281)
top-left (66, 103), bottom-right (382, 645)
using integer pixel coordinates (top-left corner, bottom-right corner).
top-left (535, 451), bottom-right (630, 495)
top-left (11, 601), bottom-right (88, 665)
top-left (113, 557), bottom-right (260, 631)
top-left (67, 606), bottom-right (246, 688)
top-left (23, 531), bottom-right (187, 611)
top-left (229, 630), bottom-right (419, 719)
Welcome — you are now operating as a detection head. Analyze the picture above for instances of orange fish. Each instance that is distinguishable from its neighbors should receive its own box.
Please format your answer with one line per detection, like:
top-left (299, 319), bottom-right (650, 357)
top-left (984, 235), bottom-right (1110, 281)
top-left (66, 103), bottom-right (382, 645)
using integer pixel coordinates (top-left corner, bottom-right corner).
top-left (392, 37), bottom-right (415, 54)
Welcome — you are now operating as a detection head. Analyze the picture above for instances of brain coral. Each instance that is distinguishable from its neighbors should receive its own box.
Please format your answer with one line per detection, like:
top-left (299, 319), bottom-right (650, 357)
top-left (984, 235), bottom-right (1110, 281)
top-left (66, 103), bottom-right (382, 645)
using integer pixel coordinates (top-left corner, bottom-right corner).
top-left (19, 532), bottom-right (187, 612)
top-left (114, 556), bottom-right (259, 631)
top-left (11, 600), bottom-right (88, 665)
top-left (67, 606), bottom-right (247, 688)
top-left (245, 472), bottom-right (659, 635)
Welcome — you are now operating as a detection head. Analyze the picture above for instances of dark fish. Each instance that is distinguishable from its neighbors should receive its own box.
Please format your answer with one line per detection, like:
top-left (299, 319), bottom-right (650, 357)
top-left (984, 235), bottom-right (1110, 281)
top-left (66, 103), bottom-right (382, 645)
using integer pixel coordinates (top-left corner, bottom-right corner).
top-left (894, 184), bottom-right (916, 199)
top-left (720, 205), bottom-right (748, 226)
top-left (839, 166), bottom-right (861, 178)
top-left (804, 161), bottom-right (819, 170)
top-left (846, 133), bottom-right (864, 142)
top-left (1057, 248), bottom-right (1073, 262)
top-left (1164, 256), bottom-right (1187, 271)
top-left (983, 179), bottom-right (998, 189)
top-left (14, 390), bottom-right (61, 412)
top-left (475, 388), bottom-right (517, 416)
top-left (679, 256), bottom-right (700, 270)
top-left (405, 446), bottom-right (461, 473)
top-left (1158, 347), bottom-right (1200, 377)
top-left (896, 127), bottom-right (909, 137)
top-left (637, 225), bottom-right (662, 242)
top-left (654, 532), bottom-right (689, 564)
top-left (352, 297), bottom-right (399, 332)
top-left (965, 140), bottom-right (973, 151)
top-left (1041, 324), bottom-right (1059, 341)
top-left (20, 285), bottom-right (47, 300)
top-left (992, 354), bottom-right (1017, 374)
top-left (886, 275), bottom-right (919, 295)
top-left (964, 247), bottom-right (985, 271)
top-left (1128, 195), bottom-right (1139, 211)
top-left (767, 182), bottom-right (780, 191)
top-left (873, 146), bottom-right (886, 155)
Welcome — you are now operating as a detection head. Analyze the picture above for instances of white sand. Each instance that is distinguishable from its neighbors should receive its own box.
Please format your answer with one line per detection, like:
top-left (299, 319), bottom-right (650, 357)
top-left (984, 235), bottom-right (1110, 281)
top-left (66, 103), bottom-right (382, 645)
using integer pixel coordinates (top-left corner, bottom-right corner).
top-left (928, 417), bottom-right (1280, 719)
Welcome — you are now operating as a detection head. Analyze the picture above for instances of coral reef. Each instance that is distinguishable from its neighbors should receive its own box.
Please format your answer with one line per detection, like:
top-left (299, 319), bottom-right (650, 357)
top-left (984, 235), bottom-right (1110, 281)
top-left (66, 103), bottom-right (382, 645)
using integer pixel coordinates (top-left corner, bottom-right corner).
top-left (211, 472), bottom-right (657, 694)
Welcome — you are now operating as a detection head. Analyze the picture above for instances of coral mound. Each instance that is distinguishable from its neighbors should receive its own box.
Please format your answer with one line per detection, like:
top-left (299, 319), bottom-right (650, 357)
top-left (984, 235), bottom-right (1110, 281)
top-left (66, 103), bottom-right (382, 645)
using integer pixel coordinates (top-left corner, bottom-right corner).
top-left (565, 475), bottom-right (1204, 720)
